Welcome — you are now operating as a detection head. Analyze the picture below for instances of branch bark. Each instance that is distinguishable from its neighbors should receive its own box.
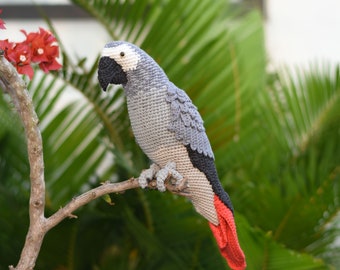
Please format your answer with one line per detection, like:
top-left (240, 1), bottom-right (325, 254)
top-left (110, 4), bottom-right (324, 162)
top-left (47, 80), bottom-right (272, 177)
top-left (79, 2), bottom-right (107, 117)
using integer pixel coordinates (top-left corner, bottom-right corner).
top-left (0, 52), bottom-right (189, 270)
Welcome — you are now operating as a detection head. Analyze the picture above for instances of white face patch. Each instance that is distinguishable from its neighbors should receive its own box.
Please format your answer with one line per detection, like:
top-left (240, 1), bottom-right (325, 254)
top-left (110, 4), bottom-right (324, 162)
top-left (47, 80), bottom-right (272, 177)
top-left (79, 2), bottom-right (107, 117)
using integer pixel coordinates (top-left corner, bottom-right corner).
top-left (102, 44), bottom-right (141, 72)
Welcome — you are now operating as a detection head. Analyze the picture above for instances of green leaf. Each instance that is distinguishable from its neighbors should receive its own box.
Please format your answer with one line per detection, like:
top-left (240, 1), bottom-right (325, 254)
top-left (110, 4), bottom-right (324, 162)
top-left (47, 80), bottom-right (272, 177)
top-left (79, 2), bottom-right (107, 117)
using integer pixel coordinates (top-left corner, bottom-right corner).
top-left (1, 0), bottom-right (338, 269)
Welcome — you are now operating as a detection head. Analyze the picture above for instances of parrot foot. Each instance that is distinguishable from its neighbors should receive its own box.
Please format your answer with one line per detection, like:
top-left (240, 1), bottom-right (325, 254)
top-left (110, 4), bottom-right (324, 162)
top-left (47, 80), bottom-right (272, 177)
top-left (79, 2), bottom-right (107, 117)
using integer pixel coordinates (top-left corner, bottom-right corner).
top-left (138, 163), bottom-right (160, 189)
top-left (175, 177), bottom-right (189, 191)
top-left (138, 162), bottom-right (189, 196)
top-left (156, 162), bottom-right (184, 192)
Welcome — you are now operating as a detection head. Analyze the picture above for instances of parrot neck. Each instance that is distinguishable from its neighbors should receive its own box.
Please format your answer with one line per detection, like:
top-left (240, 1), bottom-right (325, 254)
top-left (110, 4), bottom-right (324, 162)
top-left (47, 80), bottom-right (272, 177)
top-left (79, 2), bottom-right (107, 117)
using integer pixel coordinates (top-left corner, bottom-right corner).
top-left (123, 56), bottom-right (168, 96)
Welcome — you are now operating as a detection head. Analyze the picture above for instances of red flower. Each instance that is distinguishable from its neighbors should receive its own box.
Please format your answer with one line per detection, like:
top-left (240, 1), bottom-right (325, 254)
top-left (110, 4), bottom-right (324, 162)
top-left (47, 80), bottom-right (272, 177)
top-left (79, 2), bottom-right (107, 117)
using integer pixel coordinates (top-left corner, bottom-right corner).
top-left (1, 25), bottom-right (62, 79)
top-left (6, 42), bottom-right (34, 79)
top-left (21, 28), bottom-right (62, 74)
top-left (0, 39), bottom-right (13, 52)
top-left (21, 27), bottom-right (61, 71)
top-left (0, 9), bottom-right (6, 30)
top-left (0, 40), bottom-right (34, 78)
top-left (38, 45), bottom-right (62, 72)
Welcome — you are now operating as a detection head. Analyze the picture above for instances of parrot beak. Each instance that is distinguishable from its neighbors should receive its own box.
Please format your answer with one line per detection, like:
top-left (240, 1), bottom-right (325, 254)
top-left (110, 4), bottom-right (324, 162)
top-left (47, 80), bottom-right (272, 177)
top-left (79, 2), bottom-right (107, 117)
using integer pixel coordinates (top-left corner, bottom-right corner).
top-left (98, 56), bottom-right (128, 91)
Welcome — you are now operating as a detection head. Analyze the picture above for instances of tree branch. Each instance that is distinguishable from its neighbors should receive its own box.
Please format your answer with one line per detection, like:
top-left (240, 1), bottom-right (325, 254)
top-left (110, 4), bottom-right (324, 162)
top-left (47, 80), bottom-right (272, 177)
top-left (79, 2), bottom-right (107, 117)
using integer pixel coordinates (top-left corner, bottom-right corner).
top-left (0, 51), bottom-right (190, 270)
top-left (0, 50), bottom-right (47, 270)
top-left (0, 52), bottom-right (141, 270)
top-left (46, 179), bottom-right (140, 229)
top-left (45, 177), bottom-right (189, 231)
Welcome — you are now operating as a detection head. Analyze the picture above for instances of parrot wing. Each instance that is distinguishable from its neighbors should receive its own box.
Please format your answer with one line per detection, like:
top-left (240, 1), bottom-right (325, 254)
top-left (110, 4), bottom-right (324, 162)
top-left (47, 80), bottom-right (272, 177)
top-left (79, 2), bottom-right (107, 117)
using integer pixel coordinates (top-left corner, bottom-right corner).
top-left (166, 82), bottom-right (214, 159)
top-left (166, 82), bottom-right (246, 270)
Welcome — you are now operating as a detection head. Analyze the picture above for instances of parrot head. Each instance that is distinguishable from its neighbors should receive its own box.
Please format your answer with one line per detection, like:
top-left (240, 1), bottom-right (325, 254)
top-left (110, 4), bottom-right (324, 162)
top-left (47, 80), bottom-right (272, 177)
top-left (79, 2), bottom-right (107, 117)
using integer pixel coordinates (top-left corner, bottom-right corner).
top-left (98, 41), bottom-right (166, 92)
top-left (98, 41), bottom-right (139, 91)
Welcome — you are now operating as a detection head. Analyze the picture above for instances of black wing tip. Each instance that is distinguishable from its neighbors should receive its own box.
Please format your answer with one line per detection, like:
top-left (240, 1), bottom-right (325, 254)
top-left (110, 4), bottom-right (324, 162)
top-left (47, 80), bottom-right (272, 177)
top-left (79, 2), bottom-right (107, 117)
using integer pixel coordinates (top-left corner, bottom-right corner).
top-left (185, 145), bottom-right (234, 213)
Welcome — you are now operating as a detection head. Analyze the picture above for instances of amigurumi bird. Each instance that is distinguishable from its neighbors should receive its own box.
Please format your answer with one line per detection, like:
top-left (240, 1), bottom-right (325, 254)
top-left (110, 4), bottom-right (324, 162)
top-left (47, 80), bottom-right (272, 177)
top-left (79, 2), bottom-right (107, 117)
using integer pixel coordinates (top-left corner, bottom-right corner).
top-left (98, 41), bottom-right (246, 270)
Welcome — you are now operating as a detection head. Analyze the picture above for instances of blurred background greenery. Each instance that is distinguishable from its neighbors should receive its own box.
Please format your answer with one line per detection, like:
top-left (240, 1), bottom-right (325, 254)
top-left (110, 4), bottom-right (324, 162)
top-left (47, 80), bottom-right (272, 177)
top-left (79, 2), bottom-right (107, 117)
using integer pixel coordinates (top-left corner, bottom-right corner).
top-left (0, 0), bottom-right (339, 269)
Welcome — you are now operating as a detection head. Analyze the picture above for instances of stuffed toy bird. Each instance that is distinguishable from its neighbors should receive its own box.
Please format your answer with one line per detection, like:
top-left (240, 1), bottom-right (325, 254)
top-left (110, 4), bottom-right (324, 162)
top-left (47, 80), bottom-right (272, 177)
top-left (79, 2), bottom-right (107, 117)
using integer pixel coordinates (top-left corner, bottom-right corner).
top-left (98, 41), bottom-right (246, 270)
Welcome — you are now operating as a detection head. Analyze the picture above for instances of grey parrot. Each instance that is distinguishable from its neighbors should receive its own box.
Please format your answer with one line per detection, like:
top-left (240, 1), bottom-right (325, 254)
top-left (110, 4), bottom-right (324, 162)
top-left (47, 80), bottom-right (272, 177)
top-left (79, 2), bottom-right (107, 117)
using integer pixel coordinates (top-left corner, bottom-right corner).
top-left (97, 41), bottom-right (246, 270)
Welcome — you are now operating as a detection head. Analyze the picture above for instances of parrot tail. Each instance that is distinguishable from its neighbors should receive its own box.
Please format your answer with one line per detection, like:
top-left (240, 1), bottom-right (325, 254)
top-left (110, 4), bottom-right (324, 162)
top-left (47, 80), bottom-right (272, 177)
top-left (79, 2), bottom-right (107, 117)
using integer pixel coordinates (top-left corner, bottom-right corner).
top-left (209, 195), bottom-right (246, 270)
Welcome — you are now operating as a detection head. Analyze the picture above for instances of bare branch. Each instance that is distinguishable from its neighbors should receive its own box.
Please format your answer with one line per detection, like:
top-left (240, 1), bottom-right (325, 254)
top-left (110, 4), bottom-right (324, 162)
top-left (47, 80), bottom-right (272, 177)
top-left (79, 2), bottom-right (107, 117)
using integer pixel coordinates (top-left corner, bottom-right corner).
top-left (46, 178), bottom-right (139, 229)
top-left (46, 177), bottom-right (190, 231)
top-left (0, 52), bottom-right (190, 270)
top-left (0, 53), bottom-right (141, 269)
top-left (1, 51), bottom-right (46, 270)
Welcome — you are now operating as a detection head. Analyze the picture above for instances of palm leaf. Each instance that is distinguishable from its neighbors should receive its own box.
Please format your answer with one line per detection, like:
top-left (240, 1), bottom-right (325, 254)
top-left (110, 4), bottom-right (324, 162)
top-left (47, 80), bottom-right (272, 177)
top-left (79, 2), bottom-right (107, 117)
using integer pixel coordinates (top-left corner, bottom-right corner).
top-left (233, 65), bottom-right (340, 267)
top-left (1, 0), bottom-right (338, 269)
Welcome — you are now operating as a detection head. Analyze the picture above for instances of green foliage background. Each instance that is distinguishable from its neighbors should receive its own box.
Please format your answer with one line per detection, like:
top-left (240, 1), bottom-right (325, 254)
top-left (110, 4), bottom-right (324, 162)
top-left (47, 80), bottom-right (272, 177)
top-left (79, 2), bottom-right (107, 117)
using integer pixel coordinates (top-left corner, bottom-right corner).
top-left (0, 0), bottom-right (339, 269)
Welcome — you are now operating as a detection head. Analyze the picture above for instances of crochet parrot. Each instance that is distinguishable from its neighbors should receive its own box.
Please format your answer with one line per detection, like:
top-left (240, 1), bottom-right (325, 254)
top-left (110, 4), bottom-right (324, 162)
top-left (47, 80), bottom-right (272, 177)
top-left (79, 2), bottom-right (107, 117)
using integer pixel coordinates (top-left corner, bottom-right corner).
top-left (98, 41), bottom-right (246, 270)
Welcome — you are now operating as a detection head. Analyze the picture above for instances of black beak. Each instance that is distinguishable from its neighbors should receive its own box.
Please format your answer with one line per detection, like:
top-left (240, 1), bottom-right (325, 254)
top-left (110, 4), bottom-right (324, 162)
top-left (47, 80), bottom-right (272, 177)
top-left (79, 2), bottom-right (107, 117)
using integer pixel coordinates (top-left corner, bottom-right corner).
top-left (98, 56), bottom-right (128, 91)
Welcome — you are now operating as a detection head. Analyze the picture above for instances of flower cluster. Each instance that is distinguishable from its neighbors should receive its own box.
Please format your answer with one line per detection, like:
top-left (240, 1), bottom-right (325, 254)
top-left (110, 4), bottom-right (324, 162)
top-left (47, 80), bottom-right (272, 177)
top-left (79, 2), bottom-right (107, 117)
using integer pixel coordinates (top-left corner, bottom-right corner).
top-left (0, 9), bottom-right (62, 79)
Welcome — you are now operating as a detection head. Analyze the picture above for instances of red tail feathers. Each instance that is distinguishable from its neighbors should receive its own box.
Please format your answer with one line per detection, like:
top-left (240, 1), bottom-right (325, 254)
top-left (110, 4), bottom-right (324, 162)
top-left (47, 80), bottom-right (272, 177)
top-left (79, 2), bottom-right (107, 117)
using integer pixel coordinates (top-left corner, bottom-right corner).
top-left (209, 195), bottom-right (246, 270)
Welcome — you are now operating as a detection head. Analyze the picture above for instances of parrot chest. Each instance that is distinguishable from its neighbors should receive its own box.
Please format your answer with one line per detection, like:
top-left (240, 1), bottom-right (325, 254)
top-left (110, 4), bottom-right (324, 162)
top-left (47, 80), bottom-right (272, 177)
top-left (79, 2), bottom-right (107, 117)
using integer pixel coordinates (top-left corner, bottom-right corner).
top-left (126, 86), bottom-right (218, 225)
top-left (126, 86), bottom-right (178, 161)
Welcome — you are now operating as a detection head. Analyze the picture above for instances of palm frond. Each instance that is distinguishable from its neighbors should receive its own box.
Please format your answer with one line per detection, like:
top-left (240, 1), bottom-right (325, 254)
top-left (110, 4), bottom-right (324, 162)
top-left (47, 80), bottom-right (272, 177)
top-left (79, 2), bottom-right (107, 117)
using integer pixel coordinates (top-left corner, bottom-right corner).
top-left (1, 0), bottom-right (338, 269)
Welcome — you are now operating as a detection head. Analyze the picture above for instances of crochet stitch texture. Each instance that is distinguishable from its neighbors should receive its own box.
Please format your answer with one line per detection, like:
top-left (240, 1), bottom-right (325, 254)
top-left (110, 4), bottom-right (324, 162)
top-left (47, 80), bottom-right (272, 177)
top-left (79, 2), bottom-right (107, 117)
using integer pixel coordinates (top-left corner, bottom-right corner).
top-left (98, 41), bottom-right (246, 270)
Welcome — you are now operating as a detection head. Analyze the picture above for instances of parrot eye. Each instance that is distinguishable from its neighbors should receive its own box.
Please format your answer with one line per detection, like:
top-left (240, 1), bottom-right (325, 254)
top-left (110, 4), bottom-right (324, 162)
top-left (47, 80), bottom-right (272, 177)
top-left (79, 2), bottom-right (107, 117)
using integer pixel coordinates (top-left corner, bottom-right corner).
top-left (120, 51), bottom-right (125, 57)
